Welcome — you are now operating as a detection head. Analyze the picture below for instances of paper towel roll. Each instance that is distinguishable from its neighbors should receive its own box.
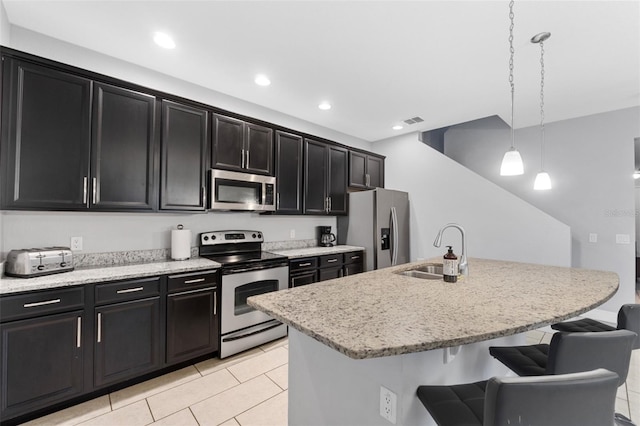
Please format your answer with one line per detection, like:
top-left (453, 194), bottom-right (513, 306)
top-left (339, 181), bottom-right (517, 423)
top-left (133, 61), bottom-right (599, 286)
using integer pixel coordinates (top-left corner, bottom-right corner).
top-left (171, 226), bottom-right (191, 260)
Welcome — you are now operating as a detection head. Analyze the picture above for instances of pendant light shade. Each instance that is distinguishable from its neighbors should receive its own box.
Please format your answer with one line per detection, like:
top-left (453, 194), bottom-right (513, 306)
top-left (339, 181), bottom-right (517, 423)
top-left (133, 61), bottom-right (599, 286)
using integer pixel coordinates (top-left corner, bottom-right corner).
top-left (532, 32), bottom-right (552, 191)
top-left (500, 148), bottom-right (524, 176)
top-left (534, 171), bottom-right (552, 190)
top-left (500, 0), bottom-right (524, 177)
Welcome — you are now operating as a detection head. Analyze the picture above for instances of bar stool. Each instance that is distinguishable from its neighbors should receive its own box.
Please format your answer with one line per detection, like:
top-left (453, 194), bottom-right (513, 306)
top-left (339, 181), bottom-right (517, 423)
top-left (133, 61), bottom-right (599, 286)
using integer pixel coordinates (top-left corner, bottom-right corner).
top-left (488, 330), bottom-right (636, 423)
top-left (417, 368), bottom-right (622, 426)
top-left (550, 305), bottom-right (639, 418)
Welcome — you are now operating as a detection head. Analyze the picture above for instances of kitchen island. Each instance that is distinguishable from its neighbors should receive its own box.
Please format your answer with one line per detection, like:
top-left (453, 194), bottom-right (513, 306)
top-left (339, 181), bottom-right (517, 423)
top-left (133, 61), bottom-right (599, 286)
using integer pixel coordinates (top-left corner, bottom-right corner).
top-left (248, 258), bottom-right (619, 425)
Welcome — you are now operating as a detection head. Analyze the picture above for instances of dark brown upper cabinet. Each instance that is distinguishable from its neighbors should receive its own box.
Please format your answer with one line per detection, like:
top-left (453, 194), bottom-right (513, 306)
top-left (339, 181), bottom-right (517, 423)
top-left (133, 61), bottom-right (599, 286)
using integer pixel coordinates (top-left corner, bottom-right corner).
top-left (349, 151), bottom-right (385, 189)
top-left (160, 100), bottom-right (208, 211)
top-left (1, 58), bottom-right (92, 210)
top-left (304, 139), bottom-right (348, 215)
top-left (91, 83), bottom-right (158, 210)
top-left (274, 131), bottom-right (303, 214)
top-left (211, 113), bottom-right (273, 175)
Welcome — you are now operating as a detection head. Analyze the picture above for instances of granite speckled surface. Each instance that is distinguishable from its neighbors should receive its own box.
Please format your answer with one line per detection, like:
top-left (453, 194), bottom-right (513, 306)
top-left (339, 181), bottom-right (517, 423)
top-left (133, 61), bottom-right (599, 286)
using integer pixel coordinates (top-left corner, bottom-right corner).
top-left (0, 258), bottom-right (220, 295)
top-left (268, 245), bottom-right (364, 258)
top-left (248, 258), bottom-right (619, 360)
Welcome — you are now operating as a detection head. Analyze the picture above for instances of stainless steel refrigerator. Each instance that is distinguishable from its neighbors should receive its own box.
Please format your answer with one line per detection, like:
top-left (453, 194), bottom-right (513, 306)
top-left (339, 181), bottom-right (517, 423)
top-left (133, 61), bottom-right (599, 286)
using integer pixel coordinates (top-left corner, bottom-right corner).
top-left (337, 188), bottom-right (410, 271)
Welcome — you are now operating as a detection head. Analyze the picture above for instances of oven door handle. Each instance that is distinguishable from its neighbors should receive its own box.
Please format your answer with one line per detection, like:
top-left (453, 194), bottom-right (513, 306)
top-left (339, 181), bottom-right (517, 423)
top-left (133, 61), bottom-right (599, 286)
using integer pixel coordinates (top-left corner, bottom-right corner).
top-left (222, 320), bottom-right (283, 342)
top-left (222, 263), bottom-right (288, 275)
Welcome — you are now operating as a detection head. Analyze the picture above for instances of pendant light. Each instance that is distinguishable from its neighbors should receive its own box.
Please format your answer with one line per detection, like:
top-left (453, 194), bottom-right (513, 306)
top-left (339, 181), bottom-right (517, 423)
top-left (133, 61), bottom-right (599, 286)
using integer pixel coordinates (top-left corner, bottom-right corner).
top-left (500, 0), bottom-right (524, 176)
top-left (532, 32), bottom-right (552, 190)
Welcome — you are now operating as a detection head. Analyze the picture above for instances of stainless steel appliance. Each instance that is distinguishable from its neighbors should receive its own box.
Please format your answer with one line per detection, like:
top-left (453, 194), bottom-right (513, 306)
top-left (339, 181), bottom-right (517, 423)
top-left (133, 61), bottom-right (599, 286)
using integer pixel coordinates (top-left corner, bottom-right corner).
top-left (337, 188), bottom-right (410, 271)
top-left (209, 169), bottom-right (276, 211)
top-left (5, 247), bottom-right (74, 277)
top-left (317, 225), bottom-right (336, 247)
top-left (198, 230), bottom-right (288, 358)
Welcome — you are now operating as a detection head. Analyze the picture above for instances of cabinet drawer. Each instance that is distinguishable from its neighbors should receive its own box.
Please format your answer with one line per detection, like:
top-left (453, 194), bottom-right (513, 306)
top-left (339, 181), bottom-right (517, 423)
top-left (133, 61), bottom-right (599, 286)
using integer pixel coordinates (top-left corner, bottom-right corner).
top-left (290, 257), bottom-right (318, 271)
top-left (290, 270), bottom-right (318, 288)
top-left (168, 270), bottom-right (218, 293)
top-left (0, 287), bottom-right (85, 322)
top-left (344, 251), bottom-right (363, 265)
top-left (95, 277), bottom-right (160, 305)
top-left (319, 254), bottom-right (344, 268)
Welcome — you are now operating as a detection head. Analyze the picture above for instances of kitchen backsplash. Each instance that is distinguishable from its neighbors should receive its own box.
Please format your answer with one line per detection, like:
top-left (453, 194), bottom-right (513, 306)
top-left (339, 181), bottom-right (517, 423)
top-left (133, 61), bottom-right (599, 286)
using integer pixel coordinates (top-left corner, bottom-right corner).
top-left (71, 239), bottom-right (318, 269)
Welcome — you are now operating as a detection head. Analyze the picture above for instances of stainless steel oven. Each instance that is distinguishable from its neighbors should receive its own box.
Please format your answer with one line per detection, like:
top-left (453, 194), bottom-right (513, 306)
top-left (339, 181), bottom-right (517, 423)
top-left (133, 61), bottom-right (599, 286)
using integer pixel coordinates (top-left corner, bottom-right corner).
top-left (199, 230), bottom-right (288, 358)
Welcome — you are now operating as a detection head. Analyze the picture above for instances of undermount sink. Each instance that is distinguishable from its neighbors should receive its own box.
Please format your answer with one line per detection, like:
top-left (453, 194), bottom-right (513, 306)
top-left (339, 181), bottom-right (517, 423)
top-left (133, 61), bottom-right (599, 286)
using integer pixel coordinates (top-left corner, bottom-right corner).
top-left (396, 263), bottom-right (444, 280)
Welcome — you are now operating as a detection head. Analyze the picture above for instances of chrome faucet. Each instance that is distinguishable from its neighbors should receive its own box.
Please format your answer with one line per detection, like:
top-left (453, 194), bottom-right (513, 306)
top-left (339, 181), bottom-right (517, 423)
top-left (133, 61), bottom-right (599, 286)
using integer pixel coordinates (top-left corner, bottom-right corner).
top-left (433, 223), bottom-right (468, 276)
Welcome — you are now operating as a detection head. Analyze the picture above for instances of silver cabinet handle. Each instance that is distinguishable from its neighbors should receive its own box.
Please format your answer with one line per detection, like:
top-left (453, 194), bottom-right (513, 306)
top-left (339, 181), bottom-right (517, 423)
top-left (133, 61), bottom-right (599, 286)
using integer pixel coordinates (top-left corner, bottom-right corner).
top-left (213, 290), bottom-right (217, 316)
top-left (351, 256), bottom-right (360, 260)
top-left (366, 173), bottom-right (370, 187)
top-left (24, 299), bottom-right (61, 308)
top-left (328, 197), bottom-right (332, 212)
top-left (246, 150), bottom-right (250, 168)
top-left (241, 149), bottom-right (245, 169)
top-left (83, 177), bottom-right (88, 204)
top-left (299, 262), bottom-right (312, 267)
top-left (345, 268), bottom-right (349, 276)
top-left (97, 312), bottom-right (102, 343)
top-left (184, 278), bottom-right (205, 284)
top-left (116, 287), bottom-right (144, 294)
top-left (327, 258), bottom-right (338, 263)
top-left (276, 193), bottom-right (280, 210)
top-left (77, 317), bottom-right (82, 348)
top-left (92, 177), bottom-right (97, 204)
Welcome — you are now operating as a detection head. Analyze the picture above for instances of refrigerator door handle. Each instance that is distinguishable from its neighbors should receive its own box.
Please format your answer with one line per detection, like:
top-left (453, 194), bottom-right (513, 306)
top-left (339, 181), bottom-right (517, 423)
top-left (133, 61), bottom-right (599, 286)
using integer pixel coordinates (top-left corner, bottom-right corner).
top-left (391, 206), bottom-right (399, 265)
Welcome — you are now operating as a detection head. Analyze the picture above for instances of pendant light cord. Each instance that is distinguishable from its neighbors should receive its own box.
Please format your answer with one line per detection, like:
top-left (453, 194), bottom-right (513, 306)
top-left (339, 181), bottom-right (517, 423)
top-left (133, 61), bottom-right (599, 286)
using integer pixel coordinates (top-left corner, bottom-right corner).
top-left (509, 0), bottom-right (516, 149)
top-left (539, 40), bottom-right (546, 170)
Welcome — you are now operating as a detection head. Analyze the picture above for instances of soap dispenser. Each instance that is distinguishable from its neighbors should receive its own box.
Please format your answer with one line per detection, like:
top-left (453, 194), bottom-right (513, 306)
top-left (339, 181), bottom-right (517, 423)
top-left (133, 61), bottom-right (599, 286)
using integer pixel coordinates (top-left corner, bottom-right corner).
top-left (443, 246), bottom-right (459, 283)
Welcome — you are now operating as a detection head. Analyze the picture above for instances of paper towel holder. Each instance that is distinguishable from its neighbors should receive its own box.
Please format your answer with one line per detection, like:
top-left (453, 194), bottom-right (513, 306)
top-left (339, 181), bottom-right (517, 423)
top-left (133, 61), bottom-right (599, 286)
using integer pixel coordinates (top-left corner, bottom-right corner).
top-left (171, 224), bottom-right (191, 261)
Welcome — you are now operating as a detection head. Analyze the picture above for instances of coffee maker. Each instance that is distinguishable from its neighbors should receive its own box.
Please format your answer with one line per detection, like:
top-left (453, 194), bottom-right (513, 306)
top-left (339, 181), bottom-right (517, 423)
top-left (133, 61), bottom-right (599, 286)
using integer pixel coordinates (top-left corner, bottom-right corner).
top-left (317, 226), bottom-right (336, 247)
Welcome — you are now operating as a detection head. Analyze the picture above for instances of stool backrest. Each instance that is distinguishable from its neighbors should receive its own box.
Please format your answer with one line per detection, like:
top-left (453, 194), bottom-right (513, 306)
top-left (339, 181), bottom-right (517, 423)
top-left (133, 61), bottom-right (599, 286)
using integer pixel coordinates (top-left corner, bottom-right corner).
top-left (483, 368), bottom-right (619, 426)
top-left (618, 304), bottom-right (640, 349)
top-left (546, 329), bottom-right (636, 386)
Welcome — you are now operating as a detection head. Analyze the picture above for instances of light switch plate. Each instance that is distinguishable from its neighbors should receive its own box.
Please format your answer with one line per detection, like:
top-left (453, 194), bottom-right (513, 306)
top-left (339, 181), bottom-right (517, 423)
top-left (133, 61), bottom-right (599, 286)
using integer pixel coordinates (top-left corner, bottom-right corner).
top-left (615, 234), bottom-right (631, 244)
top-left (589, 233), bottom-right (598, 243)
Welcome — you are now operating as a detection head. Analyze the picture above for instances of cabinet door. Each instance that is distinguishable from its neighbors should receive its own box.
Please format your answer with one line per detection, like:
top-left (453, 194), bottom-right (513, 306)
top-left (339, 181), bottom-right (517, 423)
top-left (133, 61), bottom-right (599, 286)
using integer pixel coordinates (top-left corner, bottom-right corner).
top-left (304, 139), bottom-right (328, 215)
top-left (344, 263), bottom-right (364, 277)
top-left (212, 113), bottom-right (244, 172)
top-left (290, 271), bottom-right (317, 288)
top-left (348, 151), bottom-right (367, 188)
top-left (1, 58), bottom-right (91, 210)
top-left (245, 123), bottom-right (273, 175)
top-left (166, 287), bottom-right (218, 364)
top-left (274, 131), bottom-right (302, 214)
top-left (91, 83), bottom-right (157, 210)
top-left (318, 266), bottom-right (342, 282)
top-left (366, 155), bottom-right (384, 188)
top-left (160, 100), bottom-right (208, 211)
top-left (94, 297), bottom-right (161, 388)
top-left (328, 146), bottom-right (348, 215)
top-left (0, 311), bottom-right (83, 419)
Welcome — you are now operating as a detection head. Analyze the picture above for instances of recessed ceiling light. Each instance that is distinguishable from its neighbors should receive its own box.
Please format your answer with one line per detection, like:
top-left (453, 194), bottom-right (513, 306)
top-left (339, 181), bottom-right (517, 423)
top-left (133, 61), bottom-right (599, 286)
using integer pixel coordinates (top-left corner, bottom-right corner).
top-left (318, 102), bottom-right (332, 110)
top-left (153, 32), bottom-right (175, 49)
top-left (392, 125), bottom-right (403, 130)
top-left (254, 74), bottom-right (271, 86)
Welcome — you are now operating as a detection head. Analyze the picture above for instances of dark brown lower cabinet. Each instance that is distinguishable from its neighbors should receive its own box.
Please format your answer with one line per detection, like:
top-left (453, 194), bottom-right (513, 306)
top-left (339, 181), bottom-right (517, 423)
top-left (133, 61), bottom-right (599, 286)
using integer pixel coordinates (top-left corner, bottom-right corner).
top-left (94, 297), bottom-right (162, 388)
top-left (166, 287), bottom-right (218, 364)
top-left (0, 311), bottom-right (84, 419)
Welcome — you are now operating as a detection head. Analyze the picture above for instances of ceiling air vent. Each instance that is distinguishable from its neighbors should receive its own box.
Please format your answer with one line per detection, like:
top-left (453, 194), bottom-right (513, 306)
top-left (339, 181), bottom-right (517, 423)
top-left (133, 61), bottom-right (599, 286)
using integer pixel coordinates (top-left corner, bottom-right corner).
top-left (403, 116), bottom-right (424, 125)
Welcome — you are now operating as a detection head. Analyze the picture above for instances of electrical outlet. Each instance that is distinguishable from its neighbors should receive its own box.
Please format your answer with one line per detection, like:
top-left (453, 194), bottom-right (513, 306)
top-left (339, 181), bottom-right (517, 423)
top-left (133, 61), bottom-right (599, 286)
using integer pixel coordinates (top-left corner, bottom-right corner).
top-left (379, 386), bottom-right (397, 424)
top-left (70, 236), bottom-right (83, 251)
top-left (290, 229), bottom-right (296, 239)
top-left (589, 233), bottom-right (598, 243)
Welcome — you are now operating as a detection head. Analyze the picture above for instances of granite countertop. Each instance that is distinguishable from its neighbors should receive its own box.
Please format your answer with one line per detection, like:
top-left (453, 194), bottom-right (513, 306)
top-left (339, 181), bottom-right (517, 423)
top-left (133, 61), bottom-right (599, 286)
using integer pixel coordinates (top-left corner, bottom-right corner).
top-left (0, 258), bottom-right (221, 295)
top-left (268, 245), bottom-right (364, 258)
top-left (248, 258), bottom-right (619, 360)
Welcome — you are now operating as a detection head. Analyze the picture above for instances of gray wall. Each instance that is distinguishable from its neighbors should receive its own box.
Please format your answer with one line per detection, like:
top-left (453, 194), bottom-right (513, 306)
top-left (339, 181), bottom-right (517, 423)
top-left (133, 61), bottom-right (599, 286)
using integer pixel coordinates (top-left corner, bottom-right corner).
top-left (371, 132), bottom-right (571, 268)
top-left (444, 107), bottom-right (639, 311)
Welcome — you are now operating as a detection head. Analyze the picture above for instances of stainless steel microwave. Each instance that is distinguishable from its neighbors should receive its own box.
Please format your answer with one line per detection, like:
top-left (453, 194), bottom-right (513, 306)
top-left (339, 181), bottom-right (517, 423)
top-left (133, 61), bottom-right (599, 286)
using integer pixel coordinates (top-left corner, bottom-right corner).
top-left (209, 169), bottom-right (276, 211)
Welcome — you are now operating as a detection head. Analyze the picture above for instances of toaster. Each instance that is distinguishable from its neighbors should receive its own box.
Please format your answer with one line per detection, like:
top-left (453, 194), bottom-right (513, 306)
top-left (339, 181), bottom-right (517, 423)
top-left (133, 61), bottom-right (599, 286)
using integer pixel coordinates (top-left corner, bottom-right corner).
top-left (5, 247), bottom-right (74, 278)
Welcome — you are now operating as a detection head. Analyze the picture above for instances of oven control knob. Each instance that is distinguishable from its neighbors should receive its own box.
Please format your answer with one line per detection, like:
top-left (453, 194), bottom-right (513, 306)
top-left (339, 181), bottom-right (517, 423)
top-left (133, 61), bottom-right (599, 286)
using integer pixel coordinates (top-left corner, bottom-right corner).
top-left (203, 236), bottom-right (209, 241)
top-left (252, 233), bottom-right (257, 239)
top-left (212, 235), bottom-right (216, 240)
top-left (257, 233), bottom-right (262, 239)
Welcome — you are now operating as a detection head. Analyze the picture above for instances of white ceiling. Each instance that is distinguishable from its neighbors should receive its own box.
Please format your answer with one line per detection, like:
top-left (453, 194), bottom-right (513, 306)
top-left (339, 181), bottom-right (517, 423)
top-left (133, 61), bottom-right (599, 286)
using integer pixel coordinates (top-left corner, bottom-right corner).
top-left (2, 0), bottom-right (639, 142)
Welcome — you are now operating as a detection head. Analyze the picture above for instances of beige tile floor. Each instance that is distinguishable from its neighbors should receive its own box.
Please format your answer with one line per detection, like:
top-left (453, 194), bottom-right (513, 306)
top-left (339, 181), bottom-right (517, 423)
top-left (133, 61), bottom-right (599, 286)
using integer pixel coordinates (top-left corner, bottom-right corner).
top-left (21, 330), bottom-right (639, 426)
